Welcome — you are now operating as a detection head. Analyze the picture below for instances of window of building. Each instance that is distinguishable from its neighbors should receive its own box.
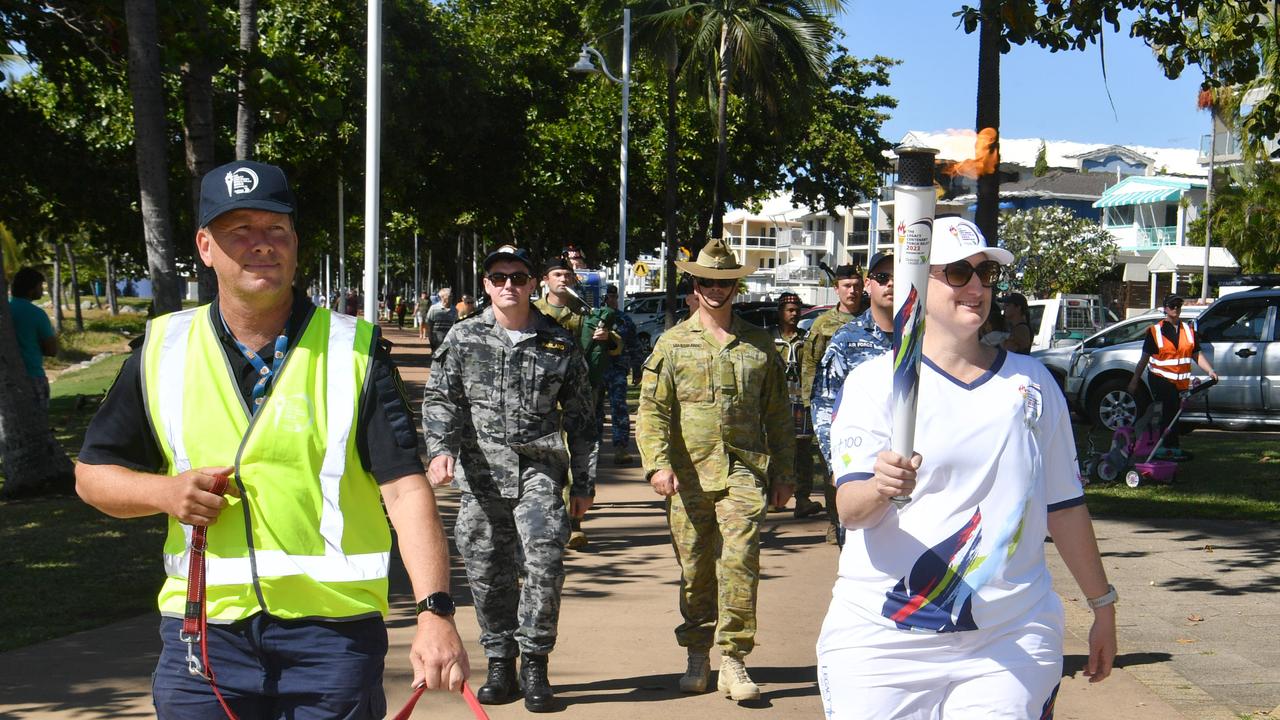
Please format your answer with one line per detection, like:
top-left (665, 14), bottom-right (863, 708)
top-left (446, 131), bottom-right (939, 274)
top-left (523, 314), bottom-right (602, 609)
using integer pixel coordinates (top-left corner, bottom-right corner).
top-left (1104, 206), bottom-right (1135, 226)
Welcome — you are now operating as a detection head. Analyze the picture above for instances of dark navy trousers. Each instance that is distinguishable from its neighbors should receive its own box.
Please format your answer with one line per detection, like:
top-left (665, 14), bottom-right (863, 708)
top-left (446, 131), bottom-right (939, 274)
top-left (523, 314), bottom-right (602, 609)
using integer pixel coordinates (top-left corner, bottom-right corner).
top-left (152, 614), bottom-right (387, 719)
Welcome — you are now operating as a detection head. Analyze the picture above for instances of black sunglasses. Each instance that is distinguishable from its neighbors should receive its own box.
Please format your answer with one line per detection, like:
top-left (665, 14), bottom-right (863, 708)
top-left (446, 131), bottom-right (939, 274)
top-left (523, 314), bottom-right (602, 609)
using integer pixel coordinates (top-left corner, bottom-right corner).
top-left (867, 271), bottom-right (892, 284)
top-left (486, 272), bottom-right (531, 287)
top-left (695, 277), bottom-right (736, 289)
top-left (936, 260), bottom-right (1002, 288)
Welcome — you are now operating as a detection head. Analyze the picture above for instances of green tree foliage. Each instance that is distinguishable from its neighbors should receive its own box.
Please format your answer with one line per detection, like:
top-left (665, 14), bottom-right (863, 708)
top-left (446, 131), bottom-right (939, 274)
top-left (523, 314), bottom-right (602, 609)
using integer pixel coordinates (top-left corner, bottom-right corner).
top-left (1187, 162), bottom-right (1280, 274)
top-left (1000, 206), bottom-right (1118, 297)
top-left (1033, 140), bottom-right (1049, 177)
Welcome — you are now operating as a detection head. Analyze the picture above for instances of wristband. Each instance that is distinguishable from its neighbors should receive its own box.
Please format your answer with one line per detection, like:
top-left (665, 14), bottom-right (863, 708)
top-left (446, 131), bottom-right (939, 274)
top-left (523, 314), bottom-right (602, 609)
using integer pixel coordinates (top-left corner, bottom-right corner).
top-left (1086, 584), bottom-right (1118, 610)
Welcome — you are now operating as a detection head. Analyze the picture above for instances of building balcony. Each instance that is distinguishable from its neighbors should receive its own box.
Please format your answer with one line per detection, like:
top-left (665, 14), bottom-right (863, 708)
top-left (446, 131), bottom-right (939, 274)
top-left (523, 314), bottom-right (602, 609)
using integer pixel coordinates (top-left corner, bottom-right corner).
top-left (1199, 132), bottom-right (1243, 164)
top-left (775, 265), bottom-right (827, 285)
top-left (777, 229), bottom-right (834, 249)
top-left (1138, 225), bottom-right (1177, 248)
top-left (725, 233), bottom-right (778, 248)
top-left (846, 230), bottom-right (893, 249)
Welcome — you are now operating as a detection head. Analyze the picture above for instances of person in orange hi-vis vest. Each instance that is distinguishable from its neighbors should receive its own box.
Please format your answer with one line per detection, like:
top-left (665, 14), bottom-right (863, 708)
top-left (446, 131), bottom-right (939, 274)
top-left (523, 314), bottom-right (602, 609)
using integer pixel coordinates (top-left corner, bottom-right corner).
top-left (1127, 294), bottom-right (1218, 460)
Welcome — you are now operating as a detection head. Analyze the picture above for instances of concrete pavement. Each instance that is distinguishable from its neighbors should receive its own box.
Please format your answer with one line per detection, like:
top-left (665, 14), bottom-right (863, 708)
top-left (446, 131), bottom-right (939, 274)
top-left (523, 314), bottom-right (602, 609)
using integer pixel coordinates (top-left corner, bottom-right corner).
top-left (0, 322), bottom-right (1273, 719)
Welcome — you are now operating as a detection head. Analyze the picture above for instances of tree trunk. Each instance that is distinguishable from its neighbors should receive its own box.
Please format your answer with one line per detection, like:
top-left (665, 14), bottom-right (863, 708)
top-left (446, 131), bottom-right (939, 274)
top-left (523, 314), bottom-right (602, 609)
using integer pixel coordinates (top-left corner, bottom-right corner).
top-left (50, 240), bottom-right (63, 334)
top-left (125, 0), bottom-right (182, 315)
top-left (974, 0), bottom-right (1001, 247)
top-left (664, 59), bottom-right (681, 330)
top-left (235, 0), bottom-right (259, 160)
top-left (0, 248), bottom-right (75, 499)
top-left (105, 255), bottom-right (118, 315)
top-left (181, 11), bottom-right (219, 305)
top-left (710, 22), bottom-right (731, 241)
top-left (64, 243), bottom-right (83, 332)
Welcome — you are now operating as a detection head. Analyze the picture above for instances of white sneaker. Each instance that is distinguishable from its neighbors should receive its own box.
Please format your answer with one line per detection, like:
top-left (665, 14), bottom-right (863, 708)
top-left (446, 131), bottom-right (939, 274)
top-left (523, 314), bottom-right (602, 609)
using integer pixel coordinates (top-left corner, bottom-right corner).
top-left (717, 655), bottom-right (760, 701)
top-left (678, 651), bottom-right (710, 693)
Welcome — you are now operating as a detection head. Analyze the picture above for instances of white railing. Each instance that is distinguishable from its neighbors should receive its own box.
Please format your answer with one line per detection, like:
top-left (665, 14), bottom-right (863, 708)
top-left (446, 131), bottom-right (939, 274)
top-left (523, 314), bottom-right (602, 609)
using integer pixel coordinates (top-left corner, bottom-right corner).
top-left (777, 229), bottom-right (834, 249)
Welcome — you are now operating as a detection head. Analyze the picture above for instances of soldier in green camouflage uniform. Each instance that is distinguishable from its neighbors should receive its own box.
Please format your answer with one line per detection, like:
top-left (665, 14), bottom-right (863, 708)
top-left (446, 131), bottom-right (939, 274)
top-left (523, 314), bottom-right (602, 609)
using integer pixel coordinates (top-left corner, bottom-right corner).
top-left (796, 264), bottom-right (865, 542)
top-left (637, 238), bottom-right (794, 703)
top-left (423, 245), bottom-right (597, 713)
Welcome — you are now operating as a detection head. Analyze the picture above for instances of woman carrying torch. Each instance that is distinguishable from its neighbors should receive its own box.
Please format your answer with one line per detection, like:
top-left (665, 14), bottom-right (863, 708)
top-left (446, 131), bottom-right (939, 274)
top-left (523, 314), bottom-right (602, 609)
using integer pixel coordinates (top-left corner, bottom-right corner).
top-left (815, 216), bottom-right (1117, 719)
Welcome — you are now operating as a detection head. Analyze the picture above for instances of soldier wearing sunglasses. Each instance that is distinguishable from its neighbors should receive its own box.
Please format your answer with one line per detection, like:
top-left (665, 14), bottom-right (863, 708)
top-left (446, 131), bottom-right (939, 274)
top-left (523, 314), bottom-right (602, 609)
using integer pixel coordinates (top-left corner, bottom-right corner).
top-left (423, 245), bottom-right (598, 712)
top-left (637, 238), bottom-right (794, 703)
top-left (810, 251), bottom-right (896, 545)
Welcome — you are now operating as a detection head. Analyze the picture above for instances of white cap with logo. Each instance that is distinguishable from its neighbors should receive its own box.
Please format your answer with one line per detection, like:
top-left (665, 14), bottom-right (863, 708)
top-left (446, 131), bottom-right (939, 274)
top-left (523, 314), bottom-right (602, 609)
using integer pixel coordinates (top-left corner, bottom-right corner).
top-left (930, 216), bottom-right (1015, 266)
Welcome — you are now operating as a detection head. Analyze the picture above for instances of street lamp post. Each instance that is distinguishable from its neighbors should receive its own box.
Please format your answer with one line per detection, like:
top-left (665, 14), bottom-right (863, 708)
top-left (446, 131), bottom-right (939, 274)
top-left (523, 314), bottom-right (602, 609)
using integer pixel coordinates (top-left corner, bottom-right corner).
top-left (570, 9), bottom-right (630, 302)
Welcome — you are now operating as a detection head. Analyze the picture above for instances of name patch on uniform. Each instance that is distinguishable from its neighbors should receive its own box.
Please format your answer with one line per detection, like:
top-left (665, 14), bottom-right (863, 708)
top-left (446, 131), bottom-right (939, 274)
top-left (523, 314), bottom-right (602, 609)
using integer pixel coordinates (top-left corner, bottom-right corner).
top-left (540, 339), bottom-right (568, 352)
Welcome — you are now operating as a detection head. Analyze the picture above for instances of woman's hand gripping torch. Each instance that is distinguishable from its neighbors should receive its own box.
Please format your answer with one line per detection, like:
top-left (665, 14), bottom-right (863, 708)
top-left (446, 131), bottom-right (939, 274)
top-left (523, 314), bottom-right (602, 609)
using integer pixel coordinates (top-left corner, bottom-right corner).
top-left (889, 146), bottom-right (938, 508)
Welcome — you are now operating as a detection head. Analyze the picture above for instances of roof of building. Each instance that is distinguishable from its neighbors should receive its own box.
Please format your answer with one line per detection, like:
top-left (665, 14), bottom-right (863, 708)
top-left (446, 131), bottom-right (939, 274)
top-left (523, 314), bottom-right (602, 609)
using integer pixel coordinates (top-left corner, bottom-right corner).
top-left (895, 130), bottom-right (1206, 178)
top-left (951, 169), bottom-right (1116, 203)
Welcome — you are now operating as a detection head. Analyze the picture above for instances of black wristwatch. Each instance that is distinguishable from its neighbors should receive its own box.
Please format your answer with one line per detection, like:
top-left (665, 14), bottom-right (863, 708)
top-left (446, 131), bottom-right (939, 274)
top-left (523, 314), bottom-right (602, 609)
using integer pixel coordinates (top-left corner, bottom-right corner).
top-left (416, 591), bottom-right (456, 618)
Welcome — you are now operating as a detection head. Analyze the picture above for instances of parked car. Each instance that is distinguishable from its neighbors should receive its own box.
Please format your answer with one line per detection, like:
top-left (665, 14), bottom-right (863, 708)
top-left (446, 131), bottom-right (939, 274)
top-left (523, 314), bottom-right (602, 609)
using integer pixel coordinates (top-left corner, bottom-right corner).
top-left (1032, 306), bottom-right (1207, 395)
top-left (798, 304), bottom-right (833, 333)
top-left (1067, 287), bottom-right (1279, 430)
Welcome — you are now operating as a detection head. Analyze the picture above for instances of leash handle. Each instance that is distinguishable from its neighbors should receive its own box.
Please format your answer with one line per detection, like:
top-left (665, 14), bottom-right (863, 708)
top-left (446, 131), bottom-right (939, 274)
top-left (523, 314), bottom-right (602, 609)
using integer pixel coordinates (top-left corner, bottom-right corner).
top-left (391, 682), bottom-right (489, 720)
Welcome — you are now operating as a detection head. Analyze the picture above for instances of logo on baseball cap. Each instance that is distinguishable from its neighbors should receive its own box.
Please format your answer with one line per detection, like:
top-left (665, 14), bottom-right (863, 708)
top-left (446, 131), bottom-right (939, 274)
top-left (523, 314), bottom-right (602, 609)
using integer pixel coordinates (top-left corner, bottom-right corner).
top-left (930, 216), bottom-right (1015, 266)
top-left (199, 160), bottom-right (296, 228)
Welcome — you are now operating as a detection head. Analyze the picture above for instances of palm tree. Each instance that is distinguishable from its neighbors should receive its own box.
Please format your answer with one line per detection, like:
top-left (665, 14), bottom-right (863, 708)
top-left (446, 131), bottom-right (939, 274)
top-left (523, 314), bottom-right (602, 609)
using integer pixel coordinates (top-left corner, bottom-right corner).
top-left (124, 0), bottom-right (182, 315)
top-left (974, 0), bottom-right (1000, 247)
top-left (236, 0), bottom-right (259, 160)
top-left (648, 0), bottom-right (842, 240)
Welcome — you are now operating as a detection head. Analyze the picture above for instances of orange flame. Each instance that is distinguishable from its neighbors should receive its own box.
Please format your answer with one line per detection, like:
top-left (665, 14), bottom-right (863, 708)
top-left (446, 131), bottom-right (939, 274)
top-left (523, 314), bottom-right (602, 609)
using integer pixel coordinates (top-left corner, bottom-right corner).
top-left (942, 128), bottom-right (999, 179)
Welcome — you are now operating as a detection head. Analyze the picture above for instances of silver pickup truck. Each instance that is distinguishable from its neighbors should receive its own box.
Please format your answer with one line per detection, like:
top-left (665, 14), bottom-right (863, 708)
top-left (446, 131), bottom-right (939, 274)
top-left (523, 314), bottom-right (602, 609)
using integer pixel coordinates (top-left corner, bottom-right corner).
top-left (1066, 286), bottom-right (1280, 430)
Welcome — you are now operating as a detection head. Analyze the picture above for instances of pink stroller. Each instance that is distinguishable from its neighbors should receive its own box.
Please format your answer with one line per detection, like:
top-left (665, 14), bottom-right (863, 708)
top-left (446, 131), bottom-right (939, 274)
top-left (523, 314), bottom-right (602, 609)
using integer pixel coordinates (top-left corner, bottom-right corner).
top-left (1090, 378), bottom-right (1216, 487)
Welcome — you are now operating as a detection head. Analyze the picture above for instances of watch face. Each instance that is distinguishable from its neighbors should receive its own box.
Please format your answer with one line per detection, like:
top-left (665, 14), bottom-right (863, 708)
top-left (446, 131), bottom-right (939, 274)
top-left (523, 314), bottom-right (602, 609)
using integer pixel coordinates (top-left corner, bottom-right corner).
top-left (422, 591), bottom-right (455, 616)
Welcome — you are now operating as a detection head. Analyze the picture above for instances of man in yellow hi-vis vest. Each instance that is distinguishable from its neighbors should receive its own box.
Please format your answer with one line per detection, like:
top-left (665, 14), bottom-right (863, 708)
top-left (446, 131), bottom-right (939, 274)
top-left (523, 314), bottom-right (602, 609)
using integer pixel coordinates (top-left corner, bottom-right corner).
top-left (75, 161), bottom-right (468, 718)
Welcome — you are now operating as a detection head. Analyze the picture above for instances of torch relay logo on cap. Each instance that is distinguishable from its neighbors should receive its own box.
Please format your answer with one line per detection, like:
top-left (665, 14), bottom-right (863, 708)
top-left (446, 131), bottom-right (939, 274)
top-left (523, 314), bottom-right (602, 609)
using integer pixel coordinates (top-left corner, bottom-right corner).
top-left (225, 167), bottom-right (260, 197)
top-left (948, 221), bottom-right (982, 249)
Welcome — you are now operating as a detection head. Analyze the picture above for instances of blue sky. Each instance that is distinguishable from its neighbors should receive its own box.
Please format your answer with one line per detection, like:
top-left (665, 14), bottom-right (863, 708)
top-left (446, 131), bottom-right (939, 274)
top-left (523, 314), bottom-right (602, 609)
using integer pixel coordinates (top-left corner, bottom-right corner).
top-left (839, 2), bottom-right (1210, 149)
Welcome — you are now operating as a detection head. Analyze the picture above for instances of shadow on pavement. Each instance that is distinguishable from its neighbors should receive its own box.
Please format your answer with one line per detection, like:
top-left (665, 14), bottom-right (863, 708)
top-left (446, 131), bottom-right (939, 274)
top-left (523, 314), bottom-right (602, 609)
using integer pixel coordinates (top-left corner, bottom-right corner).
top-left (1063, 652), bottom-right (1173, 677)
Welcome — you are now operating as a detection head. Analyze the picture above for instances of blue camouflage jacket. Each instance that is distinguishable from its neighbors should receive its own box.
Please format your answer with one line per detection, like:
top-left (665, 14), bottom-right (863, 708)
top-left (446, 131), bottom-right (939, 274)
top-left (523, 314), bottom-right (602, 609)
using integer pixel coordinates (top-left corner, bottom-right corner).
top-left (810, 308), bottom-right (893, 462)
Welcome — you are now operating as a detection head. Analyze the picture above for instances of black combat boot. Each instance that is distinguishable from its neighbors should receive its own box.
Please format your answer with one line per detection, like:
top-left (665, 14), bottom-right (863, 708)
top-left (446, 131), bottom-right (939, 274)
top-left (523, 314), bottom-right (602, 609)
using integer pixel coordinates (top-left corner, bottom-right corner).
top-left (476, 656), bottom-right (519, 705)
top-left (520, 652), bottom-right (554, 712)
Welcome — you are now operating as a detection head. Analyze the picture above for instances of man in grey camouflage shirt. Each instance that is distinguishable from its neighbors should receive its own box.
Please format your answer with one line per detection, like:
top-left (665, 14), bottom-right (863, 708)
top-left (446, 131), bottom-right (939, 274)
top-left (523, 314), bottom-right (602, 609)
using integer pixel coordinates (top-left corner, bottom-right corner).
top-left (810, 251), bottom-right (895, 545)
top-left (423, 245), bottom-right (597, 713)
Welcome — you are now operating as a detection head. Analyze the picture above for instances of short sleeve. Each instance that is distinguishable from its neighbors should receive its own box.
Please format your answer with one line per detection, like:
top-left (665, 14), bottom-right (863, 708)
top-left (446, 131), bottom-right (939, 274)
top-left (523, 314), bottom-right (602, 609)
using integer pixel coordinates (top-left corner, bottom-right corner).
top-left (828, 356), bottom-right (891, 487)
top-left (36, 308), bottom-right (54, 340)
top-left (1043, 383), bottom-right (1085, 511)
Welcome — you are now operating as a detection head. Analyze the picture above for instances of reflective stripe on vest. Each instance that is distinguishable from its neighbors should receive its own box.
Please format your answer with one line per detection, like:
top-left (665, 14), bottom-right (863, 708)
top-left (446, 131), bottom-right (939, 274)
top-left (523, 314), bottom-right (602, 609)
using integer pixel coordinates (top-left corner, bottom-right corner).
top-left (1148, 322), bottom-right (1195, 389)
top-left (142, 306), bottom-right (389, 621)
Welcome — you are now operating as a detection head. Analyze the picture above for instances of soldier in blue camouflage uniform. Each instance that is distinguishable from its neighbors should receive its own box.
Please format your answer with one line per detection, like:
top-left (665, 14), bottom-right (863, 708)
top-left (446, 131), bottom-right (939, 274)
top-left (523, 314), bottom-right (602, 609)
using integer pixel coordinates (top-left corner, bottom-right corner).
top-left (810, 251), bottom-right (895, 545)
top-left (423, 245), bottom-right (598, 713)
top-left (603, 284), bottom-right (642, 464)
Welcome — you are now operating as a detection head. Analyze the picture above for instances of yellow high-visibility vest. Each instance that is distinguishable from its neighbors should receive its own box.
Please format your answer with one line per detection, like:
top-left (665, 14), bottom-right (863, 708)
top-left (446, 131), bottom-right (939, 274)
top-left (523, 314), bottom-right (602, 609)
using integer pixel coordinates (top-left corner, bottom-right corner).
top-left (141, 305), bottom-right (389, 622)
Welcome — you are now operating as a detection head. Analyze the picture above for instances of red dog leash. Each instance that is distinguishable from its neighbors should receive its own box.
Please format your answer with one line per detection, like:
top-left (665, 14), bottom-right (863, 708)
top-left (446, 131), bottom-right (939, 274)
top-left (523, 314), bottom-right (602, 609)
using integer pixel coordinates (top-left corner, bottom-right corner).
top-left (181, 475), bottom-right (486, 719)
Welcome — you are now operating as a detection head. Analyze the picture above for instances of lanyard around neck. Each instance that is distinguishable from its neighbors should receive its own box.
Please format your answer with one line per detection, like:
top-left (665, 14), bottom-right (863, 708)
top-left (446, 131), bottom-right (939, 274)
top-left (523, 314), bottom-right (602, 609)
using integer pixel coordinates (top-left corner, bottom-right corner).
top-left (220, 312), bottom-right (288, 415)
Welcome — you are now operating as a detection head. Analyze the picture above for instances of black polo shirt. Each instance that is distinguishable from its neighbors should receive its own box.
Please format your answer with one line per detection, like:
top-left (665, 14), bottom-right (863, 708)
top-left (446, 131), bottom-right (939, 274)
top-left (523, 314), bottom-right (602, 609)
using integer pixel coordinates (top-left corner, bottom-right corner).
top-left (78, 291), bottom-right (424, 483)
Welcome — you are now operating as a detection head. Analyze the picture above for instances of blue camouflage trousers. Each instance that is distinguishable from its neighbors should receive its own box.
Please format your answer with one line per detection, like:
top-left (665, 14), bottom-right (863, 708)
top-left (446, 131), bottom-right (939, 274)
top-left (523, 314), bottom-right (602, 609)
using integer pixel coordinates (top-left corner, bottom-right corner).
top-left (455, 465), bottom-right (570, 658)
top-left (603, 367), bottom-right (630, 447)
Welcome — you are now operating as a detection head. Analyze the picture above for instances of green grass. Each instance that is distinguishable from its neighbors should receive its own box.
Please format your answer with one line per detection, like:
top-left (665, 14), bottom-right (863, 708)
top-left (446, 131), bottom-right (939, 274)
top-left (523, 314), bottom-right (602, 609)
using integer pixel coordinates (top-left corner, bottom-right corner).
top-left (1076, 426), bottom-right (1280, 522)
top-left (0, 497), bottom-right (166, 651)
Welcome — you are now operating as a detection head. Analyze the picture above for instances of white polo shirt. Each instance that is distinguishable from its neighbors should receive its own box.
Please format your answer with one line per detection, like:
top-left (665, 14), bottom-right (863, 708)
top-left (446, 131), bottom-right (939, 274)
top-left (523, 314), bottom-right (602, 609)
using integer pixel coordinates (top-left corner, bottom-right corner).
top-left (825, 349), bottom-right (1083, 635)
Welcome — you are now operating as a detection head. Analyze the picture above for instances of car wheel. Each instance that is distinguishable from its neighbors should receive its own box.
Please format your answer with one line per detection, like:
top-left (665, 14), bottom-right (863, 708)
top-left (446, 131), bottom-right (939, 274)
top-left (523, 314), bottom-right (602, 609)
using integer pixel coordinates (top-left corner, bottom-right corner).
top-left (1088, 378), bottom-right (1145, 431)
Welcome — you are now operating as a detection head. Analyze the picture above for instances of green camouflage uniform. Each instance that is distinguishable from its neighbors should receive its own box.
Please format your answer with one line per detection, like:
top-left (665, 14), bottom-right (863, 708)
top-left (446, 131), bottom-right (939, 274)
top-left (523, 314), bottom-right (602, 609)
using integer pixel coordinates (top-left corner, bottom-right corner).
top-left (637, 313), bottom-right (794, 658)
top-left (797, 307), bottom-right (852, 505)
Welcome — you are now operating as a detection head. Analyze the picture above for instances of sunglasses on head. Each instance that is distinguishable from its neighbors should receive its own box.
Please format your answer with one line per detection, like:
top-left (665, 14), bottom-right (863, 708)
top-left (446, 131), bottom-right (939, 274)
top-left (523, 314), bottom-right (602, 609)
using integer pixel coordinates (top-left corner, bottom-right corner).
top-left (486, 271), bottom-right (531, 287)
top-left (867, 271), bottom-right (891, 284)
top-left (935, 260), bottom-right (1002, 288)
top-left (695, 277), bottom-right (736, 289)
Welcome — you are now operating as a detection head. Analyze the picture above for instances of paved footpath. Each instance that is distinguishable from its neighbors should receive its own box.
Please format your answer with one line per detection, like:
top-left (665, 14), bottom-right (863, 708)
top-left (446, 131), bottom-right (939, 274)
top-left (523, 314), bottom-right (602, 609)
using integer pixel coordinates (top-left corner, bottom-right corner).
top-left (0, 323), bottom-right (1274, 719)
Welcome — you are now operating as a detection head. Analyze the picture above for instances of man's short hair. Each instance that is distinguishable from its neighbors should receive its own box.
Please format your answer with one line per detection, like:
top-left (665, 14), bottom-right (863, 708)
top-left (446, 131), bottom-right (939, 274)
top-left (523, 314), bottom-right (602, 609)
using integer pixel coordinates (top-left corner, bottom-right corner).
top-left (437, 287), bottom-right (452, 298)
top-left (11, 267), bottom-right (44, 298)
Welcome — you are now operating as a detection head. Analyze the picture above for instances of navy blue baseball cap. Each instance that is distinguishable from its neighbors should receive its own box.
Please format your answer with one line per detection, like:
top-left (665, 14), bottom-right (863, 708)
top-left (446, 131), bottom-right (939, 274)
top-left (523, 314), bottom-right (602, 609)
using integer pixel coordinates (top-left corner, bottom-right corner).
top-left (867, 251), bottom-right (893, 274)
top-left (198, 161), bottom-right (297, 228)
